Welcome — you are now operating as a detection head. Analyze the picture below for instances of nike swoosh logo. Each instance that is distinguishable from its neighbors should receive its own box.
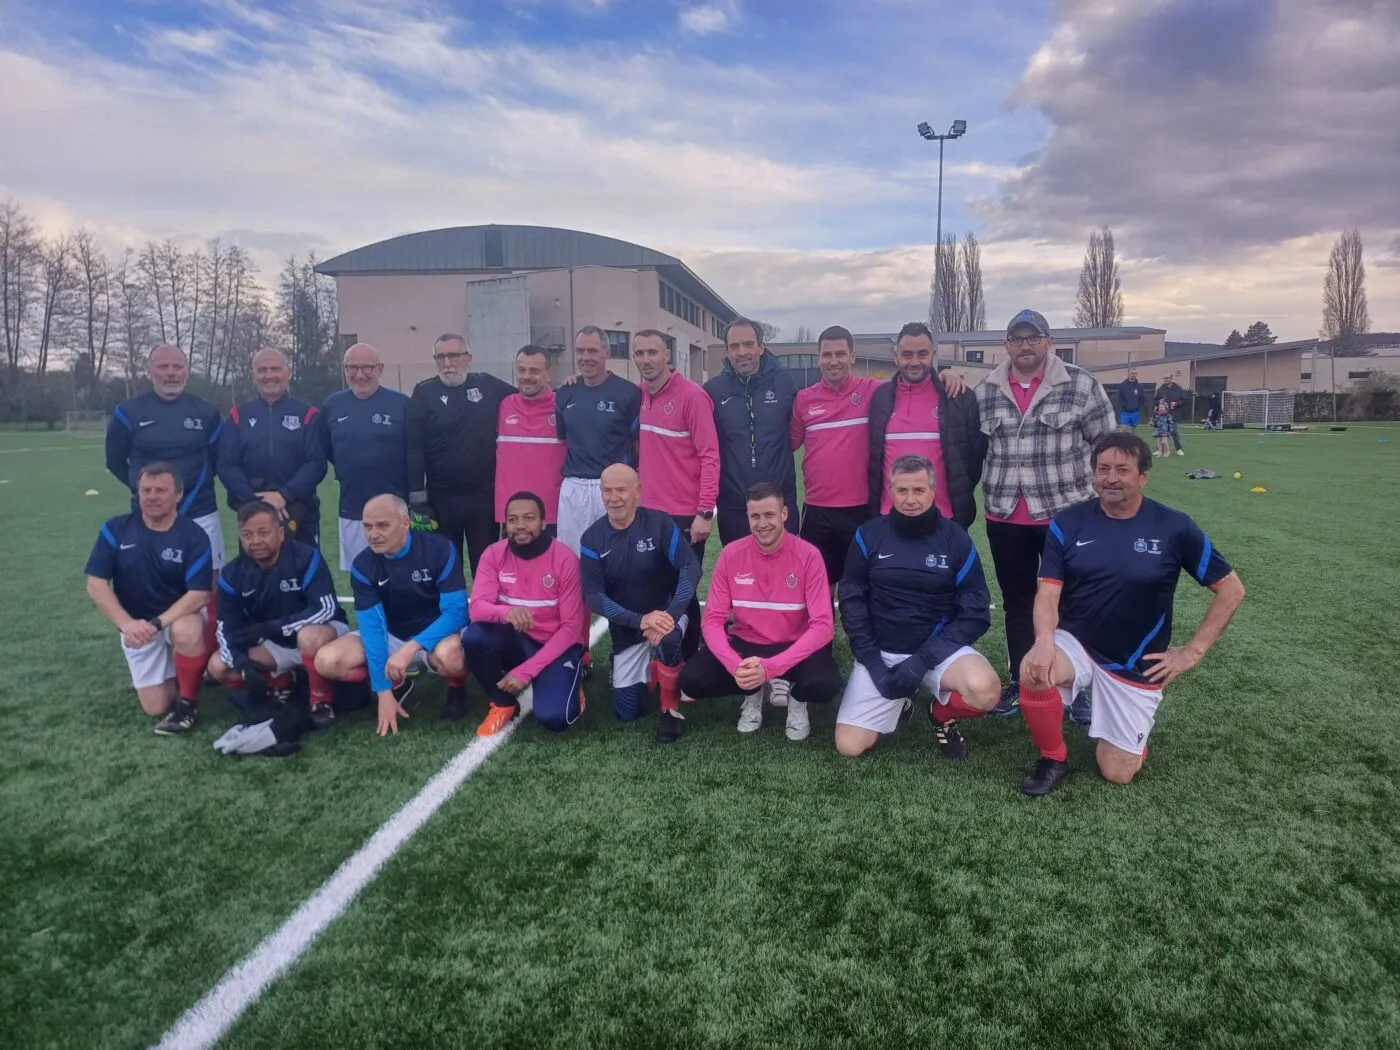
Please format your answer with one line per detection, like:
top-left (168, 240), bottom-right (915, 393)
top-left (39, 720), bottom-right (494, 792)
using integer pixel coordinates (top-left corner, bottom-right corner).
top-left (1075, 540), bottom-right (1095, 547)
top-left (337, 415), bottom-right (349, 422)
top-left (138, 420), bottom-right (155, 427)
top-left (242, 589), bottom-right (256, 597)
top-left (721, 397), bottom-right (736, 405)
top-left (877, 553), bottom-right (895, 559)
top-left (378, 578), bottom-right (390, 586)
top-left (120, 543), bottom-right (136, 550)
top-left (599, 549), bottom-right (612, 558)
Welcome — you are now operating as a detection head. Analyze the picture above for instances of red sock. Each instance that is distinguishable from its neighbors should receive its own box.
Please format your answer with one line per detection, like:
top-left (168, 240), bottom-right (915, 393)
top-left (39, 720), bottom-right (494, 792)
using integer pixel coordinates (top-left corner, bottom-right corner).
top-left (173, 652), bottom-right (206, 705)
top-left (1020, 684), bottom-right (1067, 761)
top-left (268, 672), bottom-right (295, 692)
top-left (653, 661), bottom-right (682, 715)
top-left (306, 663), bottom-right (332, 704)
top-left (932, 691), bottom-right (988, 724)
top-left (342, 666), bottom-right (368, 683)
top-left (447, 674), bottom-right (466, 689)
top-left (203, 594), bottom-right (219, 654)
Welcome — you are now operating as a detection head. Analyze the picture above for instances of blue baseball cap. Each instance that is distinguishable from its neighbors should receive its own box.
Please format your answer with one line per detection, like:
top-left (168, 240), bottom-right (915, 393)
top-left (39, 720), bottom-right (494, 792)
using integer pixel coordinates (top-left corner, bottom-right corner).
top-left (1006, 309), bottom-right (1051, 337)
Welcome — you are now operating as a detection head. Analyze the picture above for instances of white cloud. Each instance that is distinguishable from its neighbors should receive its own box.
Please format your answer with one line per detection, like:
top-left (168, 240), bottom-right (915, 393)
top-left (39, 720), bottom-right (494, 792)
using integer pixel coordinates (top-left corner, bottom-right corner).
top-left (679, 2), bottom-right (739, 36)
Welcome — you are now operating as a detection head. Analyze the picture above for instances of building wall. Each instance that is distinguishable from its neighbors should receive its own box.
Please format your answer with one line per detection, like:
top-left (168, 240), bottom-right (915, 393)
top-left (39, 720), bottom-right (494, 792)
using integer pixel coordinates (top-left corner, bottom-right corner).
top-left (1193, 348), bottom-right (1302, 391)
top-left (335, 274), bottom-right (479, 392)
top-left (1300, 353), bottom-right (1400, 391)
top-left (947, 333), bottom-right (1165, 369)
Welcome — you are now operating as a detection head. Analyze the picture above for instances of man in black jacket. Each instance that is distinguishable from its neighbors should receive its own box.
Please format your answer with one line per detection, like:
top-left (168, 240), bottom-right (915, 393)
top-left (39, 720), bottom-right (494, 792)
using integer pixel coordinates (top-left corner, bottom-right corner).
top-left (1158, 373), bottom-right (1188, 455)
top-left (706, 318), bottom-right (799, 545)
top-left (836, 453), bottom-right (1001, 759)
top-left (867, 322), bottom-right (984, 529)
top-left (406, 333), bottom-right (515, 574)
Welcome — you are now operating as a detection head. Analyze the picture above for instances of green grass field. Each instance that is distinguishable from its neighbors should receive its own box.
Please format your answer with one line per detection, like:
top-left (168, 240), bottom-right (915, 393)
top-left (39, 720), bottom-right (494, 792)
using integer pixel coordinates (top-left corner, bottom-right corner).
top-left (2, 425), bottom-right (1398, 1049)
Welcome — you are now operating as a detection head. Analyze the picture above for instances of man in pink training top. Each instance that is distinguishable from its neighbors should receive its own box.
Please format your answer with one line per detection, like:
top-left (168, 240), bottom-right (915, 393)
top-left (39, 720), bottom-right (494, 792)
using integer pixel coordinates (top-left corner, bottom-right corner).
top-left (633, 328), bottom-right (720, 657)
top-left (677, 482), bottom-right (839, 742)
top-left (463, 491), bottom-right (588, 737)
top-left (495, 345), bottom-right (567, 536)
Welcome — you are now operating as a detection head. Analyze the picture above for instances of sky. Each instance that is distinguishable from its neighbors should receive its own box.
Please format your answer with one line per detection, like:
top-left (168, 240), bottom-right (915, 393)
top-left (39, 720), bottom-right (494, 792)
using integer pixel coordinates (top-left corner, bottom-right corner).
top-left (1, 0), bottom-right (1396, 342)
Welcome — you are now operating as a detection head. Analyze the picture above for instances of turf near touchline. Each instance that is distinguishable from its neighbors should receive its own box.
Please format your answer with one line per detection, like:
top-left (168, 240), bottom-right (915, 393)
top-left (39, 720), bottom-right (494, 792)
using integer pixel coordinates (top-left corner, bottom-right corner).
top-left (1, 425), bottom-right (1397, 1049)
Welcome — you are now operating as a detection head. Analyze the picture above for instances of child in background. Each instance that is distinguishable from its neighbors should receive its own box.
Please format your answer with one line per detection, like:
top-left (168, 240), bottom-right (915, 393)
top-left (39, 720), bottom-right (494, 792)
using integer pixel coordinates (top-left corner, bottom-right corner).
top-left (1152, 397), bottom-right (1174, 457)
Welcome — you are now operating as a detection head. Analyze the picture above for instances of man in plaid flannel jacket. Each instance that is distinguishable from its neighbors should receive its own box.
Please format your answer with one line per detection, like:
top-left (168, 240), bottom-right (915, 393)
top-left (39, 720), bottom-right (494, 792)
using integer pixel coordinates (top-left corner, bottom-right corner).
top-left (976, 309), bottom-right (1115, 716)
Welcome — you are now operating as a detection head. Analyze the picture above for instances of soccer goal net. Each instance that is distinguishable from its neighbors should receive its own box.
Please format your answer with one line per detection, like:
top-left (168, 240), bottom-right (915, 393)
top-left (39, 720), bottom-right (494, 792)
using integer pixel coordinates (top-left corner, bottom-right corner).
top-left (1222, 389), bottom-right (1295, 429)
top-left (65, 410), bottom-right (109, 434)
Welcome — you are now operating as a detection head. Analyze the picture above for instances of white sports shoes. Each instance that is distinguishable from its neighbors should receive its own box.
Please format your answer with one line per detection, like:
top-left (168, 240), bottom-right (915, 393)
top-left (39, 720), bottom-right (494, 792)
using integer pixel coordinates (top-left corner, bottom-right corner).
top-left (737, 693), bottom-right (764, 733)
top-left (767, 678), bottom-right (791, 708)
top-left (785, 699), bottom-right (810, 741)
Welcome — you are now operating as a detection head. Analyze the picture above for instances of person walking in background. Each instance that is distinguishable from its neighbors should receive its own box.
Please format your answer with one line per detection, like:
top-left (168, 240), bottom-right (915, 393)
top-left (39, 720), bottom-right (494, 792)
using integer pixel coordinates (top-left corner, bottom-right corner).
top-left (1116, 369), bottom-right (1144, 429)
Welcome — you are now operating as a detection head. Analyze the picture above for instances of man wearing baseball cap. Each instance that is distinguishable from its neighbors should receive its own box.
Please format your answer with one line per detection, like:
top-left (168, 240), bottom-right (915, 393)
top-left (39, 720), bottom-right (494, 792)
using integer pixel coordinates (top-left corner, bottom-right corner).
top-left (977, 309), bottom-right (1115, 721)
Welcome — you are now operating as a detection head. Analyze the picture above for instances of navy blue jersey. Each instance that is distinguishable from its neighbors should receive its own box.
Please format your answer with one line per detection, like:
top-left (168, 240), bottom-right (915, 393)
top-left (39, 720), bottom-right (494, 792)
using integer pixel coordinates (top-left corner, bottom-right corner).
top-left (322, 386), bottom-right (410, 518)
top-left (85, 513), bottom-right (213, 620)
top-left (579, 507), bottom-right (698, 645)
top-left (217, 394), bottom-right (326, 515)
top-left (215, 539), bottom-right (346, 663)
top-left (556, 373), bottom-right (642, 479)
top-left (704, 353), bottom-right (799, 510)
top-left (839, 511), bottom-right (990, 671)
top-left (350, 531), bottom-right (467, 691)
top-left (106, 392), bottom-right (223, 518)
top-left (1118, 380), bottom-right (1144, 412)
top-left (1041, 497), bottom-right (1233, 683)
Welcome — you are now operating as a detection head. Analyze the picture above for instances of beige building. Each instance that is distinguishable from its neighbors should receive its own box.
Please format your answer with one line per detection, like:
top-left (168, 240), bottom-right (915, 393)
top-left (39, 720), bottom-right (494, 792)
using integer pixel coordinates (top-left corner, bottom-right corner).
top-left (1300, 347), bottom-right (1400, 391)
top-left (318, 224), bottom-right (738, 391)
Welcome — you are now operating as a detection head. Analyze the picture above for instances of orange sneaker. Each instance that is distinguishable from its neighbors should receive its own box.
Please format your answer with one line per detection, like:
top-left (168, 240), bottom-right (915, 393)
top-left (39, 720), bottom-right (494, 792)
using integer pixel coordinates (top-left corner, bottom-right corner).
top-left (476, 703), bottom-right (517, 738)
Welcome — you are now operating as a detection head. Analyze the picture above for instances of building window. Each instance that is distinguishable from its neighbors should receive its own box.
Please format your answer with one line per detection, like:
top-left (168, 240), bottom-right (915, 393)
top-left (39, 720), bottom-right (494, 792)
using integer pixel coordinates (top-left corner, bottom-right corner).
top-left (1347, 371), bottom-right (1371, 380)
top-left (1055, 347), bottom-right (1075, 363)
top-left (1300, 372), bottom-right (1312, 380)
top-left (662, 334), bottom-right (675, 355)
top-left (605, 330), bottom-right (630, 360)
top-left (965, 349), bottom-right (984, 364)
top-left (659, 281), bottom-right (702, 328)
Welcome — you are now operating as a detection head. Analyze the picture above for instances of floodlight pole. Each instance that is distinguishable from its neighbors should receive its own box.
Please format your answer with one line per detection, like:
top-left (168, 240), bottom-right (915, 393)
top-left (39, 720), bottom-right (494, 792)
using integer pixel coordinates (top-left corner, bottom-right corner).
top-left (918, 120), bottom-right (966, 343)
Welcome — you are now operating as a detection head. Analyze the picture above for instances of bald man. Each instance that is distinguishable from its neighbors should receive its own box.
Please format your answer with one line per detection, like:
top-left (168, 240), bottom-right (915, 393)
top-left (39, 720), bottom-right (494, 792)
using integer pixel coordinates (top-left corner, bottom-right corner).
top-left (579, 465), bottom-right (699, 738)
top-left (322, 342), bottom-right (411, 569)
top-left (217, 347), bottom-right (327, 546)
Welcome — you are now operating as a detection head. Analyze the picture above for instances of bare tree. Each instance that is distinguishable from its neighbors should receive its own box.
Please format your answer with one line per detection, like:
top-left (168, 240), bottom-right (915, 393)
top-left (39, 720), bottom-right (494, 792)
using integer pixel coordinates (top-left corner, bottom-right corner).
top-left (793, 325), bottom-right (813, 344)
top-left (1321, 227), bottom-right (1370, 356)
top-left (71, 230), bottom-right (113, 390)
top-left (929, 233), bottom-right (966, 333)
top-left (277, 254), bottom-right (340, 400)
top-left (960, 233), bottom-right (986, 331)
top-left (33, 235), bottom-right (76, 375)
top-left (113, 248), bottom-right (154, 393)
top-left (1073, 226), bottom-right (1125, 328)
top-left (0, 199), bottom-right (41, 375)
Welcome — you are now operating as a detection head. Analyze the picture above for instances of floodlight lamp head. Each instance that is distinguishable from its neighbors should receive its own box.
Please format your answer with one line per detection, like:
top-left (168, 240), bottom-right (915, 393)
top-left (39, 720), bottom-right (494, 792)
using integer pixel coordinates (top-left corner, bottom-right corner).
top-left (916, 122), bottom-right (935, 140)
top-left (950, 119), bottom-right (968, 137)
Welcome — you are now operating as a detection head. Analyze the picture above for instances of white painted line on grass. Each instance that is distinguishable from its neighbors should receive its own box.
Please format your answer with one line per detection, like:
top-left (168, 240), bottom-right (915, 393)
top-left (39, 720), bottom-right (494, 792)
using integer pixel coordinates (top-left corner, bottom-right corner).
top-left (0, 443), bottom-right (104, 454)
top-left (153, 614), bottom-right (611, 1050)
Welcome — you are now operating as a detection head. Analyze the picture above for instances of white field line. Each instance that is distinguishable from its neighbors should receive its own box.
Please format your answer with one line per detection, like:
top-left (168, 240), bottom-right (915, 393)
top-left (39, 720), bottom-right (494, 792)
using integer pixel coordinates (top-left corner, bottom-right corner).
top-left (153, 615), bottom-right (609, 1050)
top-left (0, 443), bottom-right (103, 454)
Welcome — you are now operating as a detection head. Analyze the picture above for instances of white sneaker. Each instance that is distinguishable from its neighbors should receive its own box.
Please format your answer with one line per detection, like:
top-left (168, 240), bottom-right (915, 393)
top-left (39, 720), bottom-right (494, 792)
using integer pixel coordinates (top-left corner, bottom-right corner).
top-left (517, 684), bottom-right (535, 717)
top-left (785, 699), bottom-right (810, 741)
top-left (737, 693), bottom-right (764, 733)
top-left (1177, 449), bottom-right (1185, 456)
top-left (767, 678), bottom-right (791, 708)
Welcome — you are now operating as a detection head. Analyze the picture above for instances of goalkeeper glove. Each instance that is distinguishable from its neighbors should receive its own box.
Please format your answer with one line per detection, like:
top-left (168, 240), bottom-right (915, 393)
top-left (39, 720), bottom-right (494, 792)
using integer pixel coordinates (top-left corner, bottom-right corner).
top-left (885, 656), bottom-right (929, 699)
top-left (409, 491), bottom-right (437, 532)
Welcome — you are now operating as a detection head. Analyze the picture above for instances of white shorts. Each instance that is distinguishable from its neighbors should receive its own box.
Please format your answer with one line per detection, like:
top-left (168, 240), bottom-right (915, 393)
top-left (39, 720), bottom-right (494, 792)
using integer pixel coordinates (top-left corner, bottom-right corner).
top-left (339, 516), bottom-right (370, 571)
top-left (1054, 629), bottom-right (1162, 756)
top-left (120, 610), bottom-right (208, 689)
top-left (557, 477), bottom-right (605, 555)
top-left (610, 615), bottom-right (689, 687)
top-left (261, 621), bottom-right (350, 673)
top-left (836, 646), bottom-right (979, 735)
top-left (193, 512), bottom-right (226, 571)
top-left (350, 630), bottom-right (438, 674)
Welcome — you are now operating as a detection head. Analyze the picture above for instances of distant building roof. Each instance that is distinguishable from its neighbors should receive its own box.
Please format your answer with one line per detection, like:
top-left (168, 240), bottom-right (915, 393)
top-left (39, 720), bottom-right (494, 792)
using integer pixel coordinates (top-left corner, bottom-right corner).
top-left (1085, 339), bottom-right (1315, 373)
top-left (763, 326), bottom-right (1165, 352)
top-left (317, 223), bottom-right (738, 323)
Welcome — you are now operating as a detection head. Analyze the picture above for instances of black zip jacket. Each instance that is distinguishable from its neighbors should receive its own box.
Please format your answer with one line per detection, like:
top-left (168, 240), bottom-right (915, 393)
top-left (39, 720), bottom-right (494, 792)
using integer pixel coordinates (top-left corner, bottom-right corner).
top-left (406, 373), bottom-right (515, 500)
top-left (704, 351), bottom-right (798, 510)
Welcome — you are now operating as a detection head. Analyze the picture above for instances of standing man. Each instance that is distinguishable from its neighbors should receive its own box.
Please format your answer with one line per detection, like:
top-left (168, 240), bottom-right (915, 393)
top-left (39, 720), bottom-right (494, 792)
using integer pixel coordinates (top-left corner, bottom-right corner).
top-left (495, 345), bottom-right (567, 535)
top-left (84, 463), bottom-right (213, 735)
top-left (463, 492), bottom-right (588, 737)
top-left (322, 342), bottom-right (410, 570)
top-left (678, 483), bottom-right (839, 742)
top-left (314, 495), bottom-right (469, 736)
top-left (407, 333), bottom-right (514, 573)
top-left (1017, 432), bottom-right (1245, 796)
top-left (1158, 373), bottom-right (1189, 455)
top-left (835, 455), bottom-right (1001, 760)
top-left (579, 465), bottom-right (699, 741)
top-left (867, 322), bottom-right (983, 531)
top-left (977, 309), bottom-right (1116, 718)
top-left (556, 325), bottom-right (642, 554)
top-left (706, 318), bottom-right (799, 545)
top-left (633, 329), bottom-right (720, 657)
top-left (217, 347), bottom-right (326, 546)
top-left (1116, 369), bottom-right (1144, 429)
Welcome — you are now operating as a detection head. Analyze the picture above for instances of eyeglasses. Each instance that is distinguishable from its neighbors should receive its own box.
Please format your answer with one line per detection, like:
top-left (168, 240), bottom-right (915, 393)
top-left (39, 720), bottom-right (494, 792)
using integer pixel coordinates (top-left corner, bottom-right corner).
top-left (1006, 336), bottom-right (1045, 347)
top-left (344, 364), bottom-right (381, 375)
top-left (433, 352), bottom-right (467, 364)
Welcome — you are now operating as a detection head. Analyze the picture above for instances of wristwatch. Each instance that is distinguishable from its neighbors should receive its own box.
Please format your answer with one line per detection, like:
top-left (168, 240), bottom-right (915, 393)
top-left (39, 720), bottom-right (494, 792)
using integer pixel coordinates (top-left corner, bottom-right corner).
top-left (149, 616), bottom-right (164, 631)
top-left (697, 509), bottom-right (714, 521)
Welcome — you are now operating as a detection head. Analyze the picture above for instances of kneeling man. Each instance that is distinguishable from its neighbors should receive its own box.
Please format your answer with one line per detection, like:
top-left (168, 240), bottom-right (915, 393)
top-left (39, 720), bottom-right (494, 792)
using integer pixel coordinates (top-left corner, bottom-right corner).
top-left (580, 464), bottom-right (700, 741)
top-left (84, 462), bottom-right (212, 735)
top-left (1018, 432), bottom-right (1245, 796)
top-left (678, 482), bottom-right (838, 741)
top-left (836, 454), bottom-right (1001, 759)
top-left (314, 494), bottom-right (468, 737)
top-left (208, 500), bottom-right (349, 727)
top-left (463, 491), bottom-right (588, 737)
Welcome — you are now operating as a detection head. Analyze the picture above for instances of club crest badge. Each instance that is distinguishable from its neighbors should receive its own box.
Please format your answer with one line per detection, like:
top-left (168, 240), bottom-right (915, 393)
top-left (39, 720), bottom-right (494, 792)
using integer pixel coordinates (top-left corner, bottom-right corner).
top-left (1134, 538), bottom-right (1149, 553)
top-left (548, 414), bottom-right (556, 427)
top-left (160, 547), bottom-right (184, 564)
top-left (543, 573), bottom-right (556, 589)
top-left (663, 401), bottom-right (675, 415)
top-left (467, 388), bottom-right (483, 403)
top-left (764, 389), bottom-right (777, 403)
top-left (785, 572), bottom-right (798, 589)
top-left (182, 417), bottom-right (204, 430)
top-left (850, 391), bottom-right (863, 405)
top-left (282, 415), bottom-right (302, 431)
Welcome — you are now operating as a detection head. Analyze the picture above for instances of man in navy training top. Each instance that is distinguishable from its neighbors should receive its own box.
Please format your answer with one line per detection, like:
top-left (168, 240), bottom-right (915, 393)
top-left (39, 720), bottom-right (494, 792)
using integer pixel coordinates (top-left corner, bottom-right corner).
top-left (836, 454), bottom-right (1001, 760)
top-left (556, 326), bottom-right (642, 555)
top-left (207, 500), bottom-right (349, 729)
top-left (580, 464), bottom-right (699, 741)
top-left (1116, 369), bottom-right (1144, 429)
top-left (322, 342), bottom-right (410, 570)
top-left (217, 346), bottom-right (327, 546)
top-left (314, 494), bottom-right (469, 737)
top-left (1018, 431), bottom-right (1245, 796)
top-left (85, 462), bottom-right (213, 735)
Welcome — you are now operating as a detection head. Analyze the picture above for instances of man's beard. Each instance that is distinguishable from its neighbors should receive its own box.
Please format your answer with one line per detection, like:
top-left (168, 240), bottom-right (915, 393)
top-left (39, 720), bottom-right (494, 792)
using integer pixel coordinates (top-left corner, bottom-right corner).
top-left (440, 372), bottom-right (468, 388)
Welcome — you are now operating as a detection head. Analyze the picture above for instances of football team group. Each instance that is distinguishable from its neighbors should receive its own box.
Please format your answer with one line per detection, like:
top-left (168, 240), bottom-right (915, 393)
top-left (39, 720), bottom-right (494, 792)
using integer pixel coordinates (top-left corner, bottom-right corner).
top-left (86, 309), bottom-right (1244, 796)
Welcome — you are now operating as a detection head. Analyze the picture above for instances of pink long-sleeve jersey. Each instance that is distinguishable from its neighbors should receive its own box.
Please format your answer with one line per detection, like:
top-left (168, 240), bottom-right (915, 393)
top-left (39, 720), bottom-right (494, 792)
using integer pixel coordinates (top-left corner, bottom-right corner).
top-left (638, 370), bottom-right (720, 516)
top-left (496, 390), bottom-right (566, 523)
top-left (790, 374), bottom-right (881, 508)
top-left (880, 378), bottom-right (953, 518)
top-left (702, 533), bottom-right (834, 679)
top-left (468, 537), bottom-right (586, 684)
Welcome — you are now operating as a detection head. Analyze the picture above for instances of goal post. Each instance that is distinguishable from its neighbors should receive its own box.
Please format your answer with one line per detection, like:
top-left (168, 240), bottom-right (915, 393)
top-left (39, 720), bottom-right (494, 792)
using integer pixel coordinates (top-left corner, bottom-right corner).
top-left (64, 410), bottom-right (109, 434)
top-left (1222, 389), bottom-right (1295, 429)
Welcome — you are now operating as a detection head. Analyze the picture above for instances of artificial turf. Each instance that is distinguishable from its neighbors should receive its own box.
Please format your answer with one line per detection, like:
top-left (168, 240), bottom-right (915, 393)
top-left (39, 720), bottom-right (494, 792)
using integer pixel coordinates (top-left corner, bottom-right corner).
top-left (1, 424), bottom-right (1397, 1049)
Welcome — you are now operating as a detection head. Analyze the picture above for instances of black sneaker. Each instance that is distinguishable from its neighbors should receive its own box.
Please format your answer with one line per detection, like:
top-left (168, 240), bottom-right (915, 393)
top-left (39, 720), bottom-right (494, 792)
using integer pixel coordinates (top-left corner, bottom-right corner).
top-left (930, 716), bottom-right (967, 760)
top-left (898, 697), bottom-right (914, 726)
top-left (1020, 757), bottom-right (1072, 797)
top-left (656, 711), bottom-right (685, 743)
top-left (1068, 689), bottom-right (1092, 727)
top-left (442, 684), bottom-right (469, 721)
top-left (154, 698), bottom-right (197, 736)
top-left (992, 680), bottom-right (1021, 718)
top-left (392, 678), bottom-right (416, 709)
top-left (581, 651), bottom-right (594, 681)
top-left (309, 701), bottom-right (335, 730)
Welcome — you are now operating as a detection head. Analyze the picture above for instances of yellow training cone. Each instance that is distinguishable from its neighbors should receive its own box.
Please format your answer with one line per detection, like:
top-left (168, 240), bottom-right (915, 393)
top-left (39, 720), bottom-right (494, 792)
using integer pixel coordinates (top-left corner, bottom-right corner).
top-left (1251, 486), bottom-right (1267, 493)
top-left (84, 489), bottom-right (100, 496)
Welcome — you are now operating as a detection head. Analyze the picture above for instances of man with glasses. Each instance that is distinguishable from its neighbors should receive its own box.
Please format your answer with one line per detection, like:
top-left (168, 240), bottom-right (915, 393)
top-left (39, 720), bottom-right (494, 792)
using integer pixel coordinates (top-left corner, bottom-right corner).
top-left (322, 342), bottom-right (410, 569)
top-left (977, 309), bottom-right (1115, 720)
top-left (406, 333), bottom-right (515, 574)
